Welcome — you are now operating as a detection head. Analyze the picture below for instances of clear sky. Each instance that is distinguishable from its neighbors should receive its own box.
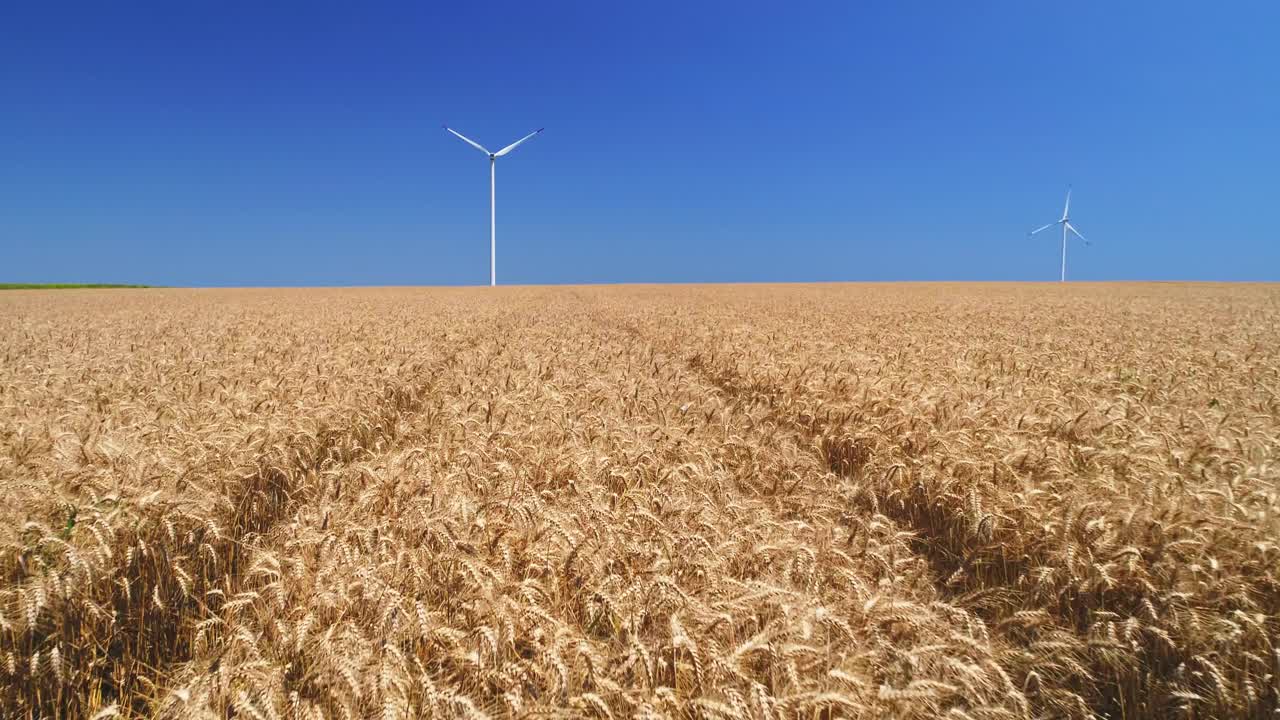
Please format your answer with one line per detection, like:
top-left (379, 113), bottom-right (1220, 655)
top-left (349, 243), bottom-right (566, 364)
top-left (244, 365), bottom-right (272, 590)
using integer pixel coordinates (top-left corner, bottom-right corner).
top-left (3, 2), bottom-right (1278, 286)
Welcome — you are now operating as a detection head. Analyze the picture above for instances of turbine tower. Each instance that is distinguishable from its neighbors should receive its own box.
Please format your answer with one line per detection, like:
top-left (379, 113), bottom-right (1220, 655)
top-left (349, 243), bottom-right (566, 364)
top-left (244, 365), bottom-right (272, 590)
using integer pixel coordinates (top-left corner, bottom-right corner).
top-left (1029, 187), bottom-right (1091, 282)
top-left (444, 126), bottom-right (543, 286)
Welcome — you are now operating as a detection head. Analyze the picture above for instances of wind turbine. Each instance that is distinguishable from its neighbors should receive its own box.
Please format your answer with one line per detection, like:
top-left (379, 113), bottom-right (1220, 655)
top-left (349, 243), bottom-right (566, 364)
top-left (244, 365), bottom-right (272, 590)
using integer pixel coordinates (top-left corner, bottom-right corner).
top-left (444, 125), bottom-right (543, 286)
top-left (1029, 187), bottom-right (1091, 282)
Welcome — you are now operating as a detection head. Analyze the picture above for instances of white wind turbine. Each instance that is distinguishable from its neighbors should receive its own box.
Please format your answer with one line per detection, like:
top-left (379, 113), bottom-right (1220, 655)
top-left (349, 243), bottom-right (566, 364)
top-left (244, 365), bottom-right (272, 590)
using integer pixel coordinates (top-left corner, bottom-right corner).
top-left (444, 125), bottom-right (543, 286)
top-left (1029, 187), bottom-right (1091, 282)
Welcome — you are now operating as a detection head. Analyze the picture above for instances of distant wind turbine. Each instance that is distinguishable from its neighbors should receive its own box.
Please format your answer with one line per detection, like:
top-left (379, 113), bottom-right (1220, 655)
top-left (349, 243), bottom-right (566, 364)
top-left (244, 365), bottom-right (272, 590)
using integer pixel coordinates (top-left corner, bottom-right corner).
top-left (444, 126), bottom-right (544, 286)
top-left (1029, 187), bottom-right (1091, 282)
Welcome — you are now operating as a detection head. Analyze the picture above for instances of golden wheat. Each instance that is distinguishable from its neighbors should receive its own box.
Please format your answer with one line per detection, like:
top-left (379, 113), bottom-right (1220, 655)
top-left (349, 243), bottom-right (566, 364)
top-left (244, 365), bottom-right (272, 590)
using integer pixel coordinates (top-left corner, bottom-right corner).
top-left (1, 283), bottom-right (1276, 719)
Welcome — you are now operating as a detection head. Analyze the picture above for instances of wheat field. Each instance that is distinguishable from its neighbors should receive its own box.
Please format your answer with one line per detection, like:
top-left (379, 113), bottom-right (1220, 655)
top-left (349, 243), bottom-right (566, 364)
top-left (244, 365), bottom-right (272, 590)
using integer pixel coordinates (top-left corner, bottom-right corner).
top-left (1, 283), bottom-right (1277, 719)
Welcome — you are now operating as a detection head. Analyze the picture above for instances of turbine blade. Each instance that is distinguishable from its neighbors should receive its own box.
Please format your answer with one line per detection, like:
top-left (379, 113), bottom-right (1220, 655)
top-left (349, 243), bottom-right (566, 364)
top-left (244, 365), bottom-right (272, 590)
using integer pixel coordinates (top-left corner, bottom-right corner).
top-left (1028, 222), bottom-right (1056, 237)
top-left (444, 126), bottom-right (491, 155)
top-left (1067, 222), bottom-right (1089, 244)
top-left (1062, 187), bottom-right (1072, 220)
top-left (493, 128), bottom-right (544, 157)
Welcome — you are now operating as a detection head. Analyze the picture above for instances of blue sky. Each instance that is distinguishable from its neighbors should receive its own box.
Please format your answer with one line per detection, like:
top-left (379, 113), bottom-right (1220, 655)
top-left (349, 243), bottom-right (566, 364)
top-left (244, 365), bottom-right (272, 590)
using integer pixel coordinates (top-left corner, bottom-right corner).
top-left (2, 2), bottom-right (1277, 285)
